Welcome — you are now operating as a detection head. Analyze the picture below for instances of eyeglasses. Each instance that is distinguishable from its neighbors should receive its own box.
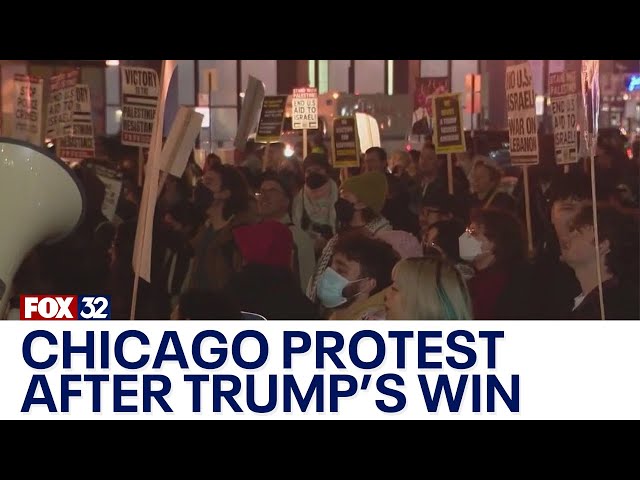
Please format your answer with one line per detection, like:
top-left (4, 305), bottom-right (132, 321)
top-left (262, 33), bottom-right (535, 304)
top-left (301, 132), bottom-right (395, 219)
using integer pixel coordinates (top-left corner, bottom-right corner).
top-left (255, 187), bottom-right (285, 198)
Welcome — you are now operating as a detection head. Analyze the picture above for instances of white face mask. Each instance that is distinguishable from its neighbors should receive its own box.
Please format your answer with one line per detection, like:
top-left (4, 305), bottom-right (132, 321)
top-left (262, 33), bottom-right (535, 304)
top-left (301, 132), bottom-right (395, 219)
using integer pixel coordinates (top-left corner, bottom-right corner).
top-left (459, 231), bottom-right (483, 262)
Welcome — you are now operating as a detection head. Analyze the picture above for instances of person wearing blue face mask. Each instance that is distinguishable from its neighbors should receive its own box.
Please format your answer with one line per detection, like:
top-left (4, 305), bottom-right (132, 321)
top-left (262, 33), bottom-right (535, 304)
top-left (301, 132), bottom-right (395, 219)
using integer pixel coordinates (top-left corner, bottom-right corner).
top-left (307, 171), bottom-right (392, 303)
top-left (316, 232), bottom-right (399, 320)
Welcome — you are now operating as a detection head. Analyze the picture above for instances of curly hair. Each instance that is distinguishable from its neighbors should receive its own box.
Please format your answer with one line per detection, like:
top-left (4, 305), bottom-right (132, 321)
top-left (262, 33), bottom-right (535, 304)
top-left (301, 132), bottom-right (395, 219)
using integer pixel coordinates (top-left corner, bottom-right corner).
top-left (333, 231), bottom-right (400, 295)
top-left (470, 208), bottom-right (527, 267)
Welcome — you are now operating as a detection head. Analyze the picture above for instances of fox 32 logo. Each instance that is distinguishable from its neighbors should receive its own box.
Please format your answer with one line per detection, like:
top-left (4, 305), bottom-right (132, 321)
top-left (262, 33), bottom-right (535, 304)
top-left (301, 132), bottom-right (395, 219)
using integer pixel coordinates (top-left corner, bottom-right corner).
top-left (20, 295), bottom-right (111, 320)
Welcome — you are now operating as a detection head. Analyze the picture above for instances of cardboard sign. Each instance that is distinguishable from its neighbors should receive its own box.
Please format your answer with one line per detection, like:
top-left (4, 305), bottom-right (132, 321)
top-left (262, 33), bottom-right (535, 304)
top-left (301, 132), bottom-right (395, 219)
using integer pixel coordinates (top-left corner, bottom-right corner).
top-left (255, 95), bottom-right (287, 143)
top-left (46, 70), bottom-right (79, 140)
top-left (13, 74), bottom-right (44, 146)
top-left (432, 93), bottom-right (466, 154)
top-left (549, 71), bottom-right (579, 165)
top-left (234, 75), bottom-right (265, 151)
top-left (332, 116), bottom-right (360, 168)
top-left (59, 84), bottom-right (96, 159)
top-left (505, 62), bottom-right (539, 165)
top-left (160, 106), bottom-right (204, 178)
top-left (292, 87), bottom-right (318, 130)
top-left (121, 67), bottom-right (159, 147)
top-left (93, 164), bottom-right (123, 221)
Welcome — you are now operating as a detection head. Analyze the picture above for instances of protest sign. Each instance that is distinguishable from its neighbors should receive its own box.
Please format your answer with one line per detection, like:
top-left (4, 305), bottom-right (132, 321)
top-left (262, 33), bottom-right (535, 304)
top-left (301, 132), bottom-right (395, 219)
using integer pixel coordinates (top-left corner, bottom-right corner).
top-left (121, 67), bottom-right (159, 147)
top-left (355, 112), bottom-right (381, 154)
top-left (505, 62), bottom-right (539, 165)
top-left (549, 71), bottom-right (579, 165)
top-left (432, 93), bottom-right (466, 154)
top-left (292, 87), bottom-right (318, 130)
top-left (159, 106), bottom-right (204, 178)
top-left (255, 95), bottom-right (287, 143)
top-left (46, 70), bottom-right (79, 140)
top-left (234, 76), bottom-right (265, 151)
top-left (59, 84), bottom-right (95, 159)
top-left (413, 77), bottom-right (450, 130)
top-left (13, 74), bottom-right (44, 146)
top-left (332, 116), bottom-right (360, 169)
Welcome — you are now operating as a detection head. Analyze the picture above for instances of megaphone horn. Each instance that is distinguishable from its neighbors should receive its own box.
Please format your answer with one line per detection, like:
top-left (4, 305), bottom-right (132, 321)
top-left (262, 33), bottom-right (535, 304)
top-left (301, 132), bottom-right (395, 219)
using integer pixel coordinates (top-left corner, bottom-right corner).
top-left (0, 138), bottom-right (86, 317)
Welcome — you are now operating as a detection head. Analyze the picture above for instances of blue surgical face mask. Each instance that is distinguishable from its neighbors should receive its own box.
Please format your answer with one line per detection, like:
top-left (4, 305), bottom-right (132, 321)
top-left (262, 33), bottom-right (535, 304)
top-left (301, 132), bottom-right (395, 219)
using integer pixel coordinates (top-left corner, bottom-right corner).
top-left (316, 267), bottom-right (365, 309)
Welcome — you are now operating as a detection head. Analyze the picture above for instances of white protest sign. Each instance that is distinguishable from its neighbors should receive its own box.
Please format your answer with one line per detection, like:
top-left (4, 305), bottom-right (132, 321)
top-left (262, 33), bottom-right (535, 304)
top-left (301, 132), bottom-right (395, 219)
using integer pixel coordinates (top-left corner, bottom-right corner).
top-left (160, 106), bottom-right (204, 178)
top-left (59, 84), bottom-right (95, 159)
top-left (549, 71), bottom-right (579, 165)
top-left (121, 67), bottom-right (159, 147)
top-left (94, 164), bottom-right (123, 222)
top-left (46, 70), bottom-right (79, 140)
top-left (505, 62), bottom-right (539, 165)
top-left (132, 60), bottom-right (177, 284)
top-left (355, 112), bottom-right (381, 153)
top-left (13, 74), bottom-right (44, 146)
top-left (292, 87), bottom-right (318, 130)
top-left (234, 75), bottom-right (265, 151)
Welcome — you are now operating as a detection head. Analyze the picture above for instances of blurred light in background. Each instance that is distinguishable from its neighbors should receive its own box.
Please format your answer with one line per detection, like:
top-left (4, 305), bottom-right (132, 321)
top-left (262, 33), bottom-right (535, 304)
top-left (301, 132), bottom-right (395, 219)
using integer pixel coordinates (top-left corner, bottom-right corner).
top-left (284, 144), bottom-right (294, 157)
top-left (535, 95), bottom-right (545, 116)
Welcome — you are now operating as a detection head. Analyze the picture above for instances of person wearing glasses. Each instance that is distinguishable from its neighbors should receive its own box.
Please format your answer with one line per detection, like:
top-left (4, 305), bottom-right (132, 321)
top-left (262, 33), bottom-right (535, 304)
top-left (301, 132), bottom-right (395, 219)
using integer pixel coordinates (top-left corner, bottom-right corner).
top-left (255, 172), bottom-right (316, 293)
top-left (418, 193), bottom-right (457, 244)
top-left (384, 256), bottom-right (473, 320)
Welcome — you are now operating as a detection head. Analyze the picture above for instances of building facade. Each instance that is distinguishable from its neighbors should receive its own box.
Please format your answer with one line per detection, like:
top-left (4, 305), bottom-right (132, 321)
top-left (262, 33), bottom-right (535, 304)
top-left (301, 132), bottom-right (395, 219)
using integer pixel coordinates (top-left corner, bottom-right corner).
top-left (1, 60), bottom-right (637, 153)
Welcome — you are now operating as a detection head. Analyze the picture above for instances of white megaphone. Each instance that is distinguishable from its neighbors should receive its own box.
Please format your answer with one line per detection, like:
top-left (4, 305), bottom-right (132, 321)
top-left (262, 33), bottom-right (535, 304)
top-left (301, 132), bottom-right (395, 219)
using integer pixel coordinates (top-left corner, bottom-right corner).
top-left (0, 138), bottom-right (85, 318)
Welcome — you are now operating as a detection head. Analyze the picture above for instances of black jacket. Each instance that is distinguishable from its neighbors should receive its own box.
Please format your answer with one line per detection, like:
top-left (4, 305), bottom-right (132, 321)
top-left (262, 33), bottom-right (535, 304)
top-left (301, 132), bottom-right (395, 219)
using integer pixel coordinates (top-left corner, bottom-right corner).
top-left (569, 278), bottom-right (639, 320)
top-left (225, 264), bottom-right (318, 320)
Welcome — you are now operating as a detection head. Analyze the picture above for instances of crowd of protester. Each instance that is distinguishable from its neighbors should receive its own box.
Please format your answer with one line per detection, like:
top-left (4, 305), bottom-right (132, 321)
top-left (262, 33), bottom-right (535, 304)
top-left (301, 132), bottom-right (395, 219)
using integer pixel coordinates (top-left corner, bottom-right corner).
top-left (7, 131), bottom-right (640, 320)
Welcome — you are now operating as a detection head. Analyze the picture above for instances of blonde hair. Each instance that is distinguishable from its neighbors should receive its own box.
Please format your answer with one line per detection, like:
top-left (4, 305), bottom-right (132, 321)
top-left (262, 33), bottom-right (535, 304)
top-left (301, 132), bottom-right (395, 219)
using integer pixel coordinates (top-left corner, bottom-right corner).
top-left (392, 256), bottom-right (473, 320)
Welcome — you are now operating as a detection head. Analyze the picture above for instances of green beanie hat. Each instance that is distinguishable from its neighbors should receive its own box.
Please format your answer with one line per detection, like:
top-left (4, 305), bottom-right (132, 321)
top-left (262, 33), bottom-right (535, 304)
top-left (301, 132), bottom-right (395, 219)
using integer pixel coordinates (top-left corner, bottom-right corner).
top-left (341, 171), bottom-right (388, 214)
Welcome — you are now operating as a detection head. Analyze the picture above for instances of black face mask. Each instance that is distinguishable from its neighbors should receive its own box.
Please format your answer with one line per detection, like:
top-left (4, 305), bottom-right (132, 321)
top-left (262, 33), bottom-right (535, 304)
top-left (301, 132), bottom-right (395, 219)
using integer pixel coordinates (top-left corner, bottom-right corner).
top-left (116, 198), bottom-right (138, 221)
top-left (335, 198), bottom-right (356, 224)
top-left (193, 183), bottom-right (215, 213)
top-left (306, 172), bottom-right (329, 190)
